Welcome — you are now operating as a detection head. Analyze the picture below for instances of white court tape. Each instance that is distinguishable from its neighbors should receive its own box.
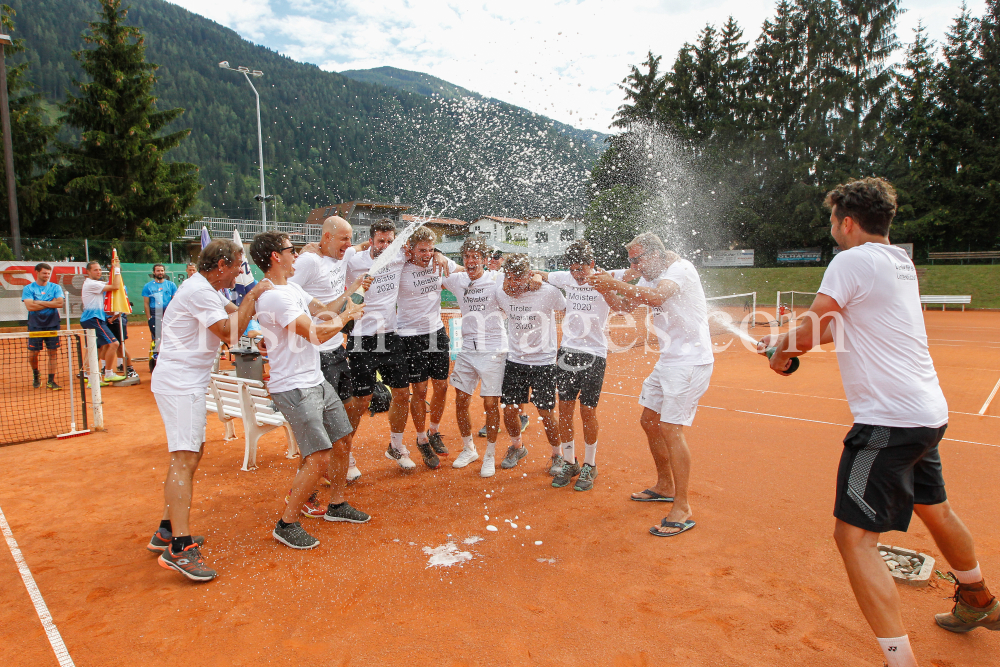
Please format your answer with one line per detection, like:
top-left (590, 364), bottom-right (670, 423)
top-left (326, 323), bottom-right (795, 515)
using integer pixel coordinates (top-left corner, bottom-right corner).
top-left (601, 391), bottom-right (1000, 448)
top-left (0, 505), bottom-right (75, 667)
top-left (980, 377), bottom-right (1000, 416)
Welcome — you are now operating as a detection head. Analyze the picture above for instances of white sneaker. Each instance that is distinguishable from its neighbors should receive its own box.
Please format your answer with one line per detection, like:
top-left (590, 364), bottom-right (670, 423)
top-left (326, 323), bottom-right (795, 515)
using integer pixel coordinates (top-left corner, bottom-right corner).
top-left (385, 445), bottom-right (416, 470)
top-left (453, 448), bottom-right (479, 469)
top-left (346, 465), bottom-right (362, 483)
top-left (480, 453), bottom-right (495, 478)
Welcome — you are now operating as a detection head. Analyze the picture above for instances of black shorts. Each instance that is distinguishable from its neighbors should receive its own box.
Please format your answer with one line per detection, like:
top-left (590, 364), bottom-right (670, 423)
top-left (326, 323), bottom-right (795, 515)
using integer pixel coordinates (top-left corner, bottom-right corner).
top-left (834, 423), bottom-right (948, 533)
top-left (108, 317), bottom-right (128, 342)
top-left (556, 348), bottom-right (606, 408)
top-left (320, 347), bottom-right (354, 402)
top-left (347, 332), bottom-right (409, 396)
top-left (27, 328), bottom-right (60, 351)
top-left (501, 360), bottom-right (557, 411)
top-left (401, 328), bottom-right (450, 384)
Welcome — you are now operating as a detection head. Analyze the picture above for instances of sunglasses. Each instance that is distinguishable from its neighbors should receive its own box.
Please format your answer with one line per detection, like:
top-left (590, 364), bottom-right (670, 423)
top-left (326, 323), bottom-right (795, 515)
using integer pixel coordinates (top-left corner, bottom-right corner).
top-left (280, 246), bottom-right (297, 256)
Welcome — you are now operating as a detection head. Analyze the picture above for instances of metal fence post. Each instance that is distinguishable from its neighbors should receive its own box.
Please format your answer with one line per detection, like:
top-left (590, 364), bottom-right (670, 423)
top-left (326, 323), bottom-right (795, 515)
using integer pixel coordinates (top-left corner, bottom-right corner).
top-left (85, 239), bottom-right (89, 262)
top-left (170, 241), bottom-right (174, 264)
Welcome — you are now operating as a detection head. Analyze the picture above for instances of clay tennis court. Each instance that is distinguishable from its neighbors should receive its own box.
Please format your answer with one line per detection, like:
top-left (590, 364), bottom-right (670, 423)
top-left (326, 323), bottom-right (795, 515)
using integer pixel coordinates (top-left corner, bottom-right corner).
top-left (1, 311), bottom-right (998, 666)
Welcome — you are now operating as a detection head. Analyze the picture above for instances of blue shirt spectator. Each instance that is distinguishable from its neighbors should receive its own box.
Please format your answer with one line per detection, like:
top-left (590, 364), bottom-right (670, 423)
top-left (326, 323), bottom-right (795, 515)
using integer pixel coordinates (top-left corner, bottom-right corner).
top-left (21, 264), bottom-right (64, 330)
top-left (142, 266), bottom-right (178, 318)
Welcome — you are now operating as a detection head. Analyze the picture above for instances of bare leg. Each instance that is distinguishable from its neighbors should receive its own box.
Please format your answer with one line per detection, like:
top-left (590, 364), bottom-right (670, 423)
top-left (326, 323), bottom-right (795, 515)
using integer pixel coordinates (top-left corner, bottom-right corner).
top-left (388, 387), bottom-right (410, 435)
top-left (283, 450), bottom-right (330, 523)
top-left (347, 394), bottom-right (371, 430)
top-left (537, 407), bottom-right (560, 448)
top-left (163, 449), bottom-right (204, 537)
top-left (429, 378), bottom-right (448, 425)
top-left (46, 348), bottom-right (59, 378)
top-left (327, 435), bottom-right (351, 505)
top-left (580, 405), bottom-right (599, 445)
top-left (913, 501), bottom-right (979, 571)
top-left (632, 407), bottom-right (675, 499)
top-left (651, 422), bottom-right (693, 530)
top-left (833, 520), bottom-right (907, 638)
top-left (558, 399), bottom-right (576, 444)
top-left (410, 380), bottom-right (429, 432)
top-left (483, 396), bottom-right (501, 442)
top-left (455, 390), bottom-right (472, 437)
top-left (503, 403), bottom-right (521, 439)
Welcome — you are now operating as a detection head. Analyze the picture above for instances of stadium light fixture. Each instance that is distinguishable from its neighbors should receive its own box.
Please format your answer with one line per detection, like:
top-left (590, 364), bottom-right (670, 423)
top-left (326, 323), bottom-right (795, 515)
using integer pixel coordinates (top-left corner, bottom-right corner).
top-left (0, 33), bottom-right (20, 259)
top-left (219, 60), bottom-right (269, 224)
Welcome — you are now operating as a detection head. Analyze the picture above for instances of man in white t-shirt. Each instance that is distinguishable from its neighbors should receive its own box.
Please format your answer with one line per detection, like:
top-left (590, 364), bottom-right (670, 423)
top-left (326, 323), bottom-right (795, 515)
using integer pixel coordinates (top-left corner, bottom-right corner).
top-left (80, 261), bottom-right (125, 384)
top-left (397, 226), bottom-right (461, 469)
top-left (760, 178), bottom-right (997, 666)
top-left (494, 254), bottom-right (567, 475)
top-left (442, 236), bottom-right (509, 476)
top-left (535, 240), bottom-right (628, 491)
top-left (150, 240), bottom-right (272, 582)
top-left (588, 232), bottom-right (713, 537)
top-left (251, 231), bottom-right (367, 550)
top-left (288, 216), bottom-right (370, 510)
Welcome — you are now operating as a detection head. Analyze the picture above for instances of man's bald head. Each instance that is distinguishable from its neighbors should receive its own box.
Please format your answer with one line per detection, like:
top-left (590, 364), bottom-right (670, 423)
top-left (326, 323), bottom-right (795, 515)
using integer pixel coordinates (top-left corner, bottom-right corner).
top-left (320, 215), bottom-right (355, 260)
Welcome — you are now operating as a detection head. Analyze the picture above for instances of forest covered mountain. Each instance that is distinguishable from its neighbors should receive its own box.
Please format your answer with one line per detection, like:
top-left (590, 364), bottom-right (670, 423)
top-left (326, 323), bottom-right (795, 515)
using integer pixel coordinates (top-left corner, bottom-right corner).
top-left (9, 0), bottom-right (605, 225)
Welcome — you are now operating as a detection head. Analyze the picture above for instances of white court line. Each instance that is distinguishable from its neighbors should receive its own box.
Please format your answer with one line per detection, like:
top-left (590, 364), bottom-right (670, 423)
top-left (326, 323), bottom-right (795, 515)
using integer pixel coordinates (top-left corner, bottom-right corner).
top-left (0, 505), bottom-right (75, 667)
top-left (601, 391), bottom-right (1000, 448)
top-left (980, 377), bottom-right (1000, 415)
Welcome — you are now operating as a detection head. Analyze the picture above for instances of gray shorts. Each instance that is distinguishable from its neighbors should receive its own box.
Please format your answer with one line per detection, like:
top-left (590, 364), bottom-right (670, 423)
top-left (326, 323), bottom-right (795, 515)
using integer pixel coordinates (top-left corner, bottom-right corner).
top-left (270, 382), bottom-right (353, 458)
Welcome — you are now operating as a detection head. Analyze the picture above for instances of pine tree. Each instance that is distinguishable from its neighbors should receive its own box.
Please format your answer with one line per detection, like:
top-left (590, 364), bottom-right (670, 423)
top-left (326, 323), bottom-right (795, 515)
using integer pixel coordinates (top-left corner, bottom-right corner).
top-left (0, 4), bottom-right (59, 236)
top-left (57, 0), bottom-right (200, 242)
top-left (612, 52), bottom-right (666, 130)
top-left (976, 0), bottom-right (1000, 249)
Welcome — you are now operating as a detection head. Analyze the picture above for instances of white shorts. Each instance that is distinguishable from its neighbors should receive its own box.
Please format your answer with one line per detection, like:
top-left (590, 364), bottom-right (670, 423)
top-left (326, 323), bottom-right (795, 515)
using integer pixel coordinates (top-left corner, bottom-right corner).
top-left (155, 392), bottom-right (207, 453)
top-left (450, 350), bottom-right (507, 397)
top-left (638, 362), bottom-right (713, 426)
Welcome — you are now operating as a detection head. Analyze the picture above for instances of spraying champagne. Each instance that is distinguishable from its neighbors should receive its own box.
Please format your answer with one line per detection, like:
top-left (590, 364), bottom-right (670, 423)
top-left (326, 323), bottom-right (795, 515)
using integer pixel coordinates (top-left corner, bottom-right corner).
top-left (758, 342), bottom-right (800, 374)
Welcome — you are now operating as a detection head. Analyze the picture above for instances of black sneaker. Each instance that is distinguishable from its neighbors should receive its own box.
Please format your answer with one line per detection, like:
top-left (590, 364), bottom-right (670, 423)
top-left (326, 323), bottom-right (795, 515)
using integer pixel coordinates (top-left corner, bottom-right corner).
top-left (520, 414), bottom-right (530, 432)
top-left (428, 432), bottom-right (448, 456)
top-left (46, 380), bottom-right (62, 391)
top-left (324, 502), bottom-right (371, 523)
top-left (477, 425), bottom-right (488, 438)
top-left (272, 520), bottom-right (320, 549)
top-left (551, 459), bottom-right (581, 488)
top-left (416, 440), bottom-right (441, 469)
top-left (146, 529), bottom-right (206, 553)
top-left (126, 366), bottom-right (139, 379)
top-left (32, 376), bottom-right (41, 389)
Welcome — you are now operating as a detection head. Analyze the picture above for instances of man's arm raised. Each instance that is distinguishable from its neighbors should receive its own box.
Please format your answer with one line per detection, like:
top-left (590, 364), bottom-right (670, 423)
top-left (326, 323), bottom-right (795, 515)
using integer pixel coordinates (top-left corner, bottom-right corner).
top-left (586, 271), bottom-right (678, 312)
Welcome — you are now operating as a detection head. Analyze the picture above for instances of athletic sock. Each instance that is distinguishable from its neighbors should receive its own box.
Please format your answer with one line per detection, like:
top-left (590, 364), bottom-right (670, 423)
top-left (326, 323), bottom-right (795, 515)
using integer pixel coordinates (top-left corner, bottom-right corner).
top-left (390, 432), bottom-right (405, 453)
top-left (348, 452), bottom-right (357, 467)
top-left (876, 636), bottom-right (917, 667)
top-left (584, 442), bottom-right (597, 466)
top-left (47, 374), bottom-right (55, 383)
top-left (32, 369), bottom-right (39, 380)
top-left (416, 431), bottom-right (429, 444)
top-left (511, 436), bottom-right (522, 449)
top-left (276, 519), bottom-right (291, 530)
top-left (551, 444), bottom-right (562, 457)
top-left (562, 441), bottom-right (575, 463)
top-left (462, 435), bottom-right (474, 450)
top-left (158, 519), bottom-right (172, 534)
top-left (954, 563), bottom-right (982, 584)
top-left (429, 422), bottom-right (440, 435)
top-left (171, 535), bottom-right (193, 553)
top-left (485, 442), bottom-right (496, 457)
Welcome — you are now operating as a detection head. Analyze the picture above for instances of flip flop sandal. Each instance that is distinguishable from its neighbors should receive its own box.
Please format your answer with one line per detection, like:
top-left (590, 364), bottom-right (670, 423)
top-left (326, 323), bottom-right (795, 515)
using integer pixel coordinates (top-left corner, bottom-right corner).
top-left (630, 489), bottom-right (675, 502)
top-left (649, 518), bottom-right (696, 537)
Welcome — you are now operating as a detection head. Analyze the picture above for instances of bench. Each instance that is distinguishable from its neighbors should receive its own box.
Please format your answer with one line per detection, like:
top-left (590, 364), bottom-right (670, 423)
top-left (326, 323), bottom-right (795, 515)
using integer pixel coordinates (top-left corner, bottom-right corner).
top-left (920, 295), bottom-right (971, 311)
top-left (205, 373), bottom-right (298, 471)
top-left (928, 251), bottom-right (1000, 265)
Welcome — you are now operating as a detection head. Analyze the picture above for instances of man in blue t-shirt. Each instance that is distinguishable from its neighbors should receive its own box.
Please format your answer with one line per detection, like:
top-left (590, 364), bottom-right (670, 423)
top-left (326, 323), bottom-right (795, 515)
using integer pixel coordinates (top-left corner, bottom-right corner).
top-left (21, 263), bottom-right (65, 390)
top-left (142, 263), bottom-right (178, 357)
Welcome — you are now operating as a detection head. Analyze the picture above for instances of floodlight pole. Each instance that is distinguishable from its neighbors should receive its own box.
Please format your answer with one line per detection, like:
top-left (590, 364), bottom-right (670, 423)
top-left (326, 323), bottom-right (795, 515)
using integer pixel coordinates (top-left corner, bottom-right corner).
top-left (0, 34), bottom-right (21, 260)
top-left (219, 61), bottom-right (267, 224)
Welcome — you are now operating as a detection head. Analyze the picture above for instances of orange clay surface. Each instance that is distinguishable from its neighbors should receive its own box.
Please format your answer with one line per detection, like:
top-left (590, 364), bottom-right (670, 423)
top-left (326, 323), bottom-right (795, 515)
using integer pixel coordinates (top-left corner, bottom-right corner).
top-left (1, 311), bottom-right (998, 667)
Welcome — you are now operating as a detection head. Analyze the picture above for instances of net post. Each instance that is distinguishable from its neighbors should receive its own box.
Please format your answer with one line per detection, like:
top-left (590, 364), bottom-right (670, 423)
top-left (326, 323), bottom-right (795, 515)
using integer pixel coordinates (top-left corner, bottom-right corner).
top-left (76, 335), bottom-right (88, 430)
top-left (775, 290), bottom-right (780, 325)
top-left (752, 292), bottom-right (757, 328)
top-left (85, 328), bottom-right (105, 430)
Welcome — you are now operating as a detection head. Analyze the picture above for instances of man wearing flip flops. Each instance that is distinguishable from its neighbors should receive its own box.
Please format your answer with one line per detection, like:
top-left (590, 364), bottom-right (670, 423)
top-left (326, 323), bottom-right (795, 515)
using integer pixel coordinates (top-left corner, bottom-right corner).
top-left (588, 232), bottom-right (713, 537)
top-left (761, 178), bottom-right (997, 667)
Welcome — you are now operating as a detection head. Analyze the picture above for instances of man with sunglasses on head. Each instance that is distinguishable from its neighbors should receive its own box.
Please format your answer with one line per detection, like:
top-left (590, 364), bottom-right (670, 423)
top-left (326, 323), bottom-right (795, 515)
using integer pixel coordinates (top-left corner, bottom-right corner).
top-left (587, 232), bottom-right (713, 538)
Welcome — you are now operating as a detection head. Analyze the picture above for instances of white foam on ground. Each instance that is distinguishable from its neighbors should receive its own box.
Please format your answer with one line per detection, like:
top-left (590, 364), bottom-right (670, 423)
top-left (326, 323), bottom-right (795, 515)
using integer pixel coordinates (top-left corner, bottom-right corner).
top-left (463, 536), bottom-right (483, 545)
top-left (486, 525), bottom-right (498, 532)
top-left (423, 542), bottom-right (474, 568)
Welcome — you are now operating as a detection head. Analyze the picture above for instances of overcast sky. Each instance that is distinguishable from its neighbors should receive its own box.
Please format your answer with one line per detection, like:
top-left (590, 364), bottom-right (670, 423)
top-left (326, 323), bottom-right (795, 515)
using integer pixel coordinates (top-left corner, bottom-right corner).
top-left (169, 1), bottom-right (986, 132)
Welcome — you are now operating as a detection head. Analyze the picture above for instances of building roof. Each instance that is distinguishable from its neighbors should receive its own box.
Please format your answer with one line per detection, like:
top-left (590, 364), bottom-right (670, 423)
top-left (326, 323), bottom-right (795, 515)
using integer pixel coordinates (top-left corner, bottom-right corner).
top-left (306, 200), bottom-right (412, 226)
top-left (471, 215), bottom-right (527, 225)
top-left (401, 214), bottom-right (468, 228)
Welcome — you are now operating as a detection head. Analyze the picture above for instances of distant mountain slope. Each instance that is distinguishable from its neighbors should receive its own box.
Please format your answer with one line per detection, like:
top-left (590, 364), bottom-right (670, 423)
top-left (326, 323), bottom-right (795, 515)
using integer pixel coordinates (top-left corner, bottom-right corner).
top-left (9, 0), bottom-right (604, 225)
top-left (341, 66), bottom-right (608, 148)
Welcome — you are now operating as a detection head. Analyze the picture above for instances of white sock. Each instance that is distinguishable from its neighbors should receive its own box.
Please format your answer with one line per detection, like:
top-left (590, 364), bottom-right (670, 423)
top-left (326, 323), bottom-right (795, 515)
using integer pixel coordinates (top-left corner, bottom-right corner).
top-left (462, 435), bottom-right (474, 450)
top-left (954, 563), bottom-right (982, 584)
top-left (485, 442), bottom-right (496, 457)
top-left (416, 431), bottom-right (428, 444)
top-left (429, 422), bottom-right (440, 435)
top-left (562, 441), bottom-right (575, 462)
top-left (876, 636), bottom-right (917, 667)
top-left (390, 432), bottom-right (405, 453)
top-left (349, 453), bottom-right (357, 467)
top-left (584, 442), bottom-right (597, 466)
top-left (105, 368), bottom-right (115, 379)
top-left (551, 444), bottom-right (562, 457)
top-left (511, 436), bottom-right (521, 449)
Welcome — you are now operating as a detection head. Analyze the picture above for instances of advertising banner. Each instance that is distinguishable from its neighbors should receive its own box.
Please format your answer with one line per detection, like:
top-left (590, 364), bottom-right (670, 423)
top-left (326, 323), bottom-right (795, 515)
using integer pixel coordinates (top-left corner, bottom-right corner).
top-left (702, 249), bottom-right (754, 267)
top-left (777, 248), bottom-right (822, 263)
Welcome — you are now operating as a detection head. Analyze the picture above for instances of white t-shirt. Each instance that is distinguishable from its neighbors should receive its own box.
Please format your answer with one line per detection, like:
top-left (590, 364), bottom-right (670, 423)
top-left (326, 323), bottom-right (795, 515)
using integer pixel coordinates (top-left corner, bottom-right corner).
top-left (442, 270), bottom-right (508, 352)
top-left (255, 282), bottom-right (324, 394)
top-left (818, 243), bottom-right (948, 428)
top-left (547, 269), bottom-right (627, 358)
top-left (639, 258), bottom-right (713, 366)
top-left (81, 278), bottom-right (107, 322)
top-left (151, 273), bottom-right (232, 395)
top-left (288, 247), bottom-right (356, 351)
top-left (346, 247), bottom-right (405, 336)
top-left (495, 283), bottom-right (566, 365)
top-left (396, 258), bottom-right (459, 336)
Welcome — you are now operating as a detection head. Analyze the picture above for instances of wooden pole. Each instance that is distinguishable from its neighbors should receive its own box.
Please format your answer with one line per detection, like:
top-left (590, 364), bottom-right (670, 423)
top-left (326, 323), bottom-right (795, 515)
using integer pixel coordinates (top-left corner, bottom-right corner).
top-left (0, 38), bottom-right (21, 260)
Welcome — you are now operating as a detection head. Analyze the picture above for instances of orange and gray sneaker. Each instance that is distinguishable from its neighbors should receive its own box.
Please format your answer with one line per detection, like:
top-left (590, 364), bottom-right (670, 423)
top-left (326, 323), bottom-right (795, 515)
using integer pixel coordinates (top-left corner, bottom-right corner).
top-left (157, 543), bottom-right (217, 582)
top-left (284, 490), bottom-right (326, 519)
top-left (935, 577), bottom-right (1000, 632)
top-left (146, 528), bottom-right (205, 554)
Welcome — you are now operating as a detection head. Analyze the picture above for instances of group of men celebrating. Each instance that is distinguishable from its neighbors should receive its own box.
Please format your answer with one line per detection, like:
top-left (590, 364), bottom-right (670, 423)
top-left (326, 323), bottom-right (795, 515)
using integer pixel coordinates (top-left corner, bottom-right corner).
top-left (144, 177), bottom-right (996, 667)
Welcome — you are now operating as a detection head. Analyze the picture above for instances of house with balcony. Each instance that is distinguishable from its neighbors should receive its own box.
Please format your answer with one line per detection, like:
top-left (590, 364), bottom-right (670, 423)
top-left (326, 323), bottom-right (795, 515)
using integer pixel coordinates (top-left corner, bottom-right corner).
top-left (306, 200), bottom-right (412, 244)
top-left (525, 216), bottom-right (587, 269)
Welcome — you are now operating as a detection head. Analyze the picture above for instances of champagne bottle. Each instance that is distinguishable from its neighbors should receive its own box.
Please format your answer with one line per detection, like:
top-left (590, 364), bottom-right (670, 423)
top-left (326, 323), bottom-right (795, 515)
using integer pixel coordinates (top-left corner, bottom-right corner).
top-left (339, 286), bottom-right (365, 336)
top-left (764, 347), bottom-right (800, 374)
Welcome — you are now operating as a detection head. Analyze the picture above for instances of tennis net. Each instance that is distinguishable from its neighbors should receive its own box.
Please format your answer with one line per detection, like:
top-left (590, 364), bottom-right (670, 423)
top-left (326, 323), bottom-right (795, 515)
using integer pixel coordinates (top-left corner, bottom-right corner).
top-left (775, 290), bottom-right (818, 325)
top-left (0, 330), bottom-right (90, 445)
